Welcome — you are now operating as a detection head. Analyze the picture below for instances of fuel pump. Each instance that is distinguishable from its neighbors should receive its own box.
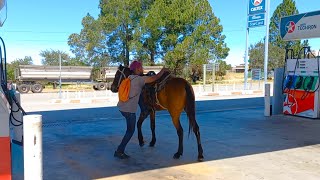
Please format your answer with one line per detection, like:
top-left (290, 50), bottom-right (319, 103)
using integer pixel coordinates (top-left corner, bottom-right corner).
top-left (283, 47), bottom-right (320, 118)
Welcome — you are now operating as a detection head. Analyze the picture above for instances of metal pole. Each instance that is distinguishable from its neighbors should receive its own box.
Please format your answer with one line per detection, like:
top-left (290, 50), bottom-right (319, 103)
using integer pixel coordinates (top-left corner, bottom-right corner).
top-left (245, 28), bottom-right (249, 90)
top-left (264, 84), bottom-right (271, 116)
top-left (264, 0), bottom-right (270, 85)
top-left (23, 115), bottom-right (43, 180)
top-left (59, 54), bottom-right (62, 99)
top-left (203, 64), bottom-right (206, 91)
top-left (212, 63), bottom-right (215, 92)
top-left (244, 0), bottom-right (250, 90)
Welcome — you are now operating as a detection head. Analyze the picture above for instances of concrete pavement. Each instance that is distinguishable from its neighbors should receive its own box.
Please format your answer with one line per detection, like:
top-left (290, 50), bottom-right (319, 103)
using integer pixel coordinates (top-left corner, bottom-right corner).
top-left (13, 97), bottom-right (320, 180)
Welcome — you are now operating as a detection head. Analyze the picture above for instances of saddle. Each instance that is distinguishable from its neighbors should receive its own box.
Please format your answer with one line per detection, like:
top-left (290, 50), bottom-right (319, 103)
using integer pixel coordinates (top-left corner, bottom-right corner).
top-left (143, 71), bottom-right (173, 110)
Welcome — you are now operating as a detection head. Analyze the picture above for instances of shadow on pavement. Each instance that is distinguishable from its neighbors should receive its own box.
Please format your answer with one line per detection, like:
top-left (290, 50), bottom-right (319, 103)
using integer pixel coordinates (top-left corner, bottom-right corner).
top-left (25, 97), bottom-right (320, 179)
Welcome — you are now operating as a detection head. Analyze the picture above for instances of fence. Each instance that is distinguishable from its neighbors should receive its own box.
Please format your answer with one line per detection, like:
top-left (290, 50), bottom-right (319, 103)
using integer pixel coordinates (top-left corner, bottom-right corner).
top-left (50, 82), bottom-right (271, 100)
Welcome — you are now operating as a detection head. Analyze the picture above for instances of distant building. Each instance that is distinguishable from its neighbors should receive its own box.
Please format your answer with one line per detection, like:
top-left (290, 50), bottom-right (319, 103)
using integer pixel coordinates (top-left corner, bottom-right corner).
top-left (232, 64), bottom-right (245, 73)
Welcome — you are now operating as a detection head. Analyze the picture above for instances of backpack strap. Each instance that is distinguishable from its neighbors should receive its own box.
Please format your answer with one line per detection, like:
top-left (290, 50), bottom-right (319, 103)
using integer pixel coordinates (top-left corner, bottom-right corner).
top-left (128, 75), bottom-right (139, 100)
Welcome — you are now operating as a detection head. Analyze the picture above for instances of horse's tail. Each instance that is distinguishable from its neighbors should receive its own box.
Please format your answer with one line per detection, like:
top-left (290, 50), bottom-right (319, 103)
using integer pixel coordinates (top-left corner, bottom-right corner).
top-left (184, 82), bottom-right (196, 136)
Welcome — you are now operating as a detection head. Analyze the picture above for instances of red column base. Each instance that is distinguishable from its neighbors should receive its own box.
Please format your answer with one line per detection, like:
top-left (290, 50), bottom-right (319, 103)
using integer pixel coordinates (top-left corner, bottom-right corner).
top-left (0, 137), bottom-right (11, 180)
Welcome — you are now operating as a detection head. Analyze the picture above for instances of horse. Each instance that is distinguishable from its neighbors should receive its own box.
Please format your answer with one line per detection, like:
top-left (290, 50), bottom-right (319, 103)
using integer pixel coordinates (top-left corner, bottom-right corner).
top-left (110, 65), bottom-right (204, 162)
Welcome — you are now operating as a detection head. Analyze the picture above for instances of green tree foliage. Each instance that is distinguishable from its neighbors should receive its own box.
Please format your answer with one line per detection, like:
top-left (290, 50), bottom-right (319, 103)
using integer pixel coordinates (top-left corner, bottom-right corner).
top-left (7, 56), bottom-right (33, 81)
top-left (68, 14), bottom-right (109, 67)
top-left (249, 41), bottom-right (286, 70)
top-left (40, 49), bottom-right (87, 66)
top-left (132, 0), bottom-right (164, 65)
top-left (215, 60), bottom-right (231, 79)
top-left (68, 0), bottom-right (229, 78)
top-left (269, 0), bottom-right (306, 54)
top-left (99, 0), bottom-right (143, 66)
top-left (160, 0), bottom-right (229, 75)
top-left (40, 49), bottom-right (88, 66)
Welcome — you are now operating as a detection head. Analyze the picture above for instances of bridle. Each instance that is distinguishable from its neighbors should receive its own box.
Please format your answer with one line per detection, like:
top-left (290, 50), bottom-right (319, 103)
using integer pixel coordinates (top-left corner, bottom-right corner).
top-left (116, 67), bottom-right (128, 90)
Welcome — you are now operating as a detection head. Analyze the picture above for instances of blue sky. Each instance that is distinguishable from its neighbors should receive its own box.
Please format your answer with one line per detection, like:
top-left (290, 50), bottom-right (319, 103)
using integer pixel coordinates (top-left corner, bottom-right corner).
top-left (0, 0), bottom-right (319, 66)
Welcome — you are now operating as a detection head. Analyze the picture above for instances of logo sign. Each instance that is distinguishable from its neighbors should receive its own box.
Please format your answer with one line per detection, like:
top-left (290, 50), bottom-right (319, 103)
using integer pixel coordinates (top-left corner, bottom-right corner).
top-left (248, 13), bottom-right (265, 22)
top-left (248, 0), bottom-right (265, 15)
top-left (285, 21), bottom-right (296, 33)
top-left (248, 20), bottom-right (265, 28)
top-left (281, 10), bottom-right (320, 40)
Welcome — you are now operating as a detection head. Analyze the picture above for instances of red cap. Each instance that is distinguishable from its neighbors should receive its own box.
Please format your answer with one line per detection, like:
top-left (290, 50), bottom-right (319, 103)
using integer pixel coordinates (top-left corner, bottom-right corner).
top-left (130, 60), bottom-right (142, 71)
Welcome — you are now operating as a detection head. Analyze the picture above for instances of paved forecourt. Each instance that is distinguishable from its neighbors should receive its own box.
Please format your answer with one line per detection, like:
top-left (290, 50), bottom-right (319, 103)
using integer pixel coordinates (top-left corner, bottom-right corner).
top-left (12, 97), bottom-right (320, 180)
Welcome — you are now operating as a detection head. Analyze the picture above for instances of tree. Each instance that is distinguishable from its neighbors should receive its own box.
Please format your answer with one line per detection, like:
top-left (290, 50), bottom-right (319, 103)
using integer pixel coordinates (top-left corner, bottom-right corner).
top-left (249, 41), bottom-right (286, 70)
top-left (215, 60), bottom-right (231, 79)
top-left (99, 0), bottom-right (144, 66)
top-left (132, 0), bottom-right (164, 65)
top-left (39, 49), bottom-right (87, 66)
top-left (68, 14), bottom-right (109, 67)
top-left (150, 0), bottom-right (229, 76)
top-left (269, 0), bottom-right (304, 54)
top-left (7, 56), bottom-right (33, 81)
top-left (68, 0), bottom-right (229, 77)
top-left (164, 0), bottom-right (229, 75)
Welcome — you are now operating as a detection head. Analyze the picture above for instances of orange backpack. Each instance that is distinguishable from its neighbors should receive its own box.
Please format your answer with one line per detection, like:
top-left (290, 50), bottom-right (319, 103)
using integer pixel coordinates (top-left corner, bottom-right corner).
top-left (118, 76), bottom-right (138, 102)
top-left (118, 78), bottom-right (131, 102)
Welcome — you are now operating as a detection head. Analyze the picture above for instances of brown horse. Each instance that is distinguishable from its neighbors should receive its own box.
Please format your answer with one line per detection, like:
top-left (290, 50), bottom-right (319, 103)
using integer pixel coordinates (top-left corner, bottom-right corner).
top-left (110, 65), bottom-right (204, 161)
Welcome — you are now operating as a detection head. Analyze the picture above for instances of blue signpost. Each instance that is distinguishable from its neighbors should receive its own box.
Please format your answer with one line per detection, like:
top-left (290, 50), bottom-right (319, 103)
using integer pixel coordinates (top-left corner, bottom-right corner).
top-left (248, 13), bottom-right (265, 28)
top-left (245, 0), bottom-right (269, 91)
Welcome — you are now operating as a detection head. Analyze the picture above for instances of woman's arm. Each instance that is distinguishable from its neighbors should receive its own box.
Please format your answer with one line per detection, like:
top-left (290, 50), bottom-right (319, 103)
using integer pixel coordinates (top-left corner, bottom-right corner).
top-left (144, 68), bottom-right (169, 84)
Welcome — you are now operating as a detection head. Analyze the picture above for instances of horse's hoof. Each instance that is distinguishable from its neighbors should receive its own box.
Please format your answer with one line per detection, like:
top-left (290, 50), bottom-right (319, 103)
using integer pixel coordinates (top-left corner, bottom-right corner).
top-left (173, 152), bottom-right (182, 159)
top-left (197, 156), bottom-right (204, 162)
top-left (139, 142), bottom-right (145, 147)
top-left (149, 141), bottom-right (155, 147)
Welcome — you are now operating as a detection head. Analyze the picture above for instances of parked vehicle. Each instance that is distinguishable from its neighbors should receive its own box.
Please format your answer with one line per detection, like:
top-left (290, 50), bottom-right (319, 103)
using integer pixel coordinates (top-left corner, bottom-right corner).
top-left (15, 65), bottom-right (93, 93)
top-left (92, 66), bottom-right (163, 90)
top-left (14, 65), bottom-right (163, 93)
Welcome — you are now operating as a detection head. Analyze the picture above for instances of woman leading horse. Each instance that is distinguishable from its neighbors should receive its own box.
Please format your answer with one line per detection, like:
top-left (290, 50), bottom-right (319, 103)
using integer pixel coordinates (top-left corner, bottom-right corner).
top-left (111, 63), bottom-right (204, 162)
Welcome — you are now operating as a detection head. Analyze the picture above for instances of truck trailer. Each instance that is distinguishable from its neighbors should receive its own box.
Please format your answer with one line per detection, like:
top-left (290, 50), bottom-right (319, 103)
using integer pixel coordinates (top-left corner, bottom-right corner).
top-left (15, 65), bottom-right (93, 93)
top-left (15, 65), bottom-right (163, 93)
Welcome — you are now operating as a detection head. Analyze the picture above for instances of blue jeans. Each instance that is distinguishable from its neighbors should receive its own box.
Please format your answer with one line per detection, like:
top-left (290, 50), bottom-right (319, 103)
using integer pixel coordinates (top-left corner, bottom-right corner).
top-left (117, 111), bottom-right (136, 153)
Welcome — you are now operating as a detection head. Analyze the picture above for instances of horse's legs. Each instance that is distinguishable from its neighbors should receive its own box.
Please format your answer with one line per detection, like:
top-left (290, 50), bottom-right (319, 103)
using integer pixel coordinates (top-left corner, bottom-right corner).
top-left (137, 110), bottom-right (149, 147)
top-left (170, 112), bottom-right (183, 159)
top-left (193, 121), bottom-right (204, 161)
top-left (149, 110), bottom-right (156, 147)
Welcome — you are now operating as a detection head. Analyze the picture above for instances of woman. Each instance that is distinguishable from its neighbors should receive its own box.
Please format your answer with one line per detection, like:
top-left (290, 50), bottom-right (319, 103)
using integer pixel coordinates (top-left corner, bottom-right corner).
top-left (114, 60), bottom-right (168, 159)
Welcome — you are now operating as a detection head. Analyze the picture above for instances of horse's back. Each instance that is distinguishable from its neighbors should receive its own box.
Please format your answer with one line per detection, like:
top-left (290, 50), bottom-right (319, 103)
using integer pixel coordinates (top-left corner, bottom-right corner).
top-left (157, 77), bottom-right (194, 111)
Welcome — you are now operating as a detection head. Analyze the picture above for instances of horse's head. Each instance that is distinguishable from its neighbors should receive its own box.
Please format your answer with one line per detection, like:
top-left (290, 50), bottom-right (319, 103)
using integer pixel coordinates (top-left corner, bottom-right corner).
top-left (110, 64), bottom-right (131, 93)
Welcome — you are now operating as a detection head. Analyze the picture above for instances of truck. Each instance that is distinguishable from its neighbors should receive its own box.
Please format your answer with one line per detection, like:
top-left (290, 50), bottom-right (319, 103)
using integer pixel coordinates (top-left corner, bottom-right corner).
top-left (14, 65), bottom-right (93, 93)
top-left (89, 66), bottom-right (163, 91)
top-left (14, 65), bottom-right (163, 93)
